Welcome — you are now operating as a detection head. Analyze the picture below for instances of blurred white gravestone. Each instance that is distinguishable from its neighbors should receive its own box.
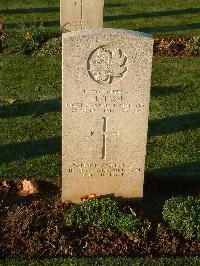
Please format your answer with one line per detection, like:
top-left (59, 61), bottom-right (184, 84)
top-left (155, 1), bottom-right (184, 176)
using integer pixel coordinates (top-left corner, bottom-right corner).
top-left (62, 29), bottom-right (154, 203)
top-left (60, 0), bottom-right (104, 32)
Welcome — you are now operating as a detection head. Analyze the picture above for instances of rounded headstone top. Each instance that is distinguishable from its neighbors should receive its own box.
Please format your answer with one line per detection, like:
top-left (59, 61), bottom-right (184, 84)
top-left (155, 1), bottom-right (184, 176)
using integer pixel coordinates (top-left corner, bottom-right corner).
top-left (62, 28), bottom-right (153, 41)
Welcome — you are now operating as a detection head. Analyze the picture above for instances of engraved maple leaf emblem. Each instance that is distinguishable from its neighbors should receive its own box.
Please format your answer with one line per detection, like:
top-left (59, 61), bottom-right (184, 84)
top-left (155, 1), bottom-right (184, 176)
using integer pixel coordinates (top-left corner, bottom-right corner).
top-left (88, 46), bottom-right (128, 85)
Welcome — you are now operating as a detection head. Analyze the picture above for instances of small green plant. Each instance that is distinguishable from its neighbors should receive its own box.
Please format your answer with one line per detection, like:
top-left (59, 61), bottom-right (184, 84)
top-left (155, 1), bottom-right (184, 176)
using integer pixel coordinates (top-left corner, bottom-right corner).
top-left (35, 37), bottom-right (61, 56)
top-left (22, 23), bottom-right (47, 54)
top-left (65, 198), bottom-right (141, 234)
top-left (162, 196), bottom-right (200, 240)
top-left (0, 14), bottom-right (5, 52)
top-left (186, 36), bottom-right (200, 55)
top-left (4, 22), bottom-right (47, 54)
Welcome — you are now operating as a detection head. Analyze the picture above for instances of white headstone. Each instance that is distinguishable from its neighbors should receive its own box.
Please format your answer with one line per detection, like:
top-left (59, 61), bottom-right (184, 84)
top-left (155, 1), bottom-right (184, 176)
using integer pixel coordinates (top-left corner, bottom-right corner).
top-left (62, 29), bottom-right (154, 202)
top-left (60, 0), bottom-right (104, 32)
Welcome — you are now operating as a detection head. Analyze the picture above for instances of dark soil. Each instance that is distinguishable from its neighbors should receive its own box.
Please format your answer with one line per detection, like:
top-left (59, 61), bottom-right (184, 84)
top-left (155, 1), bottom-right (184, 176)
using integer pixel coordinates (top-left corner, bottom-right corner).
top-left (153, 36), bottom-right (199, 57)
top-left (0, 180), bottom-right (199, 259)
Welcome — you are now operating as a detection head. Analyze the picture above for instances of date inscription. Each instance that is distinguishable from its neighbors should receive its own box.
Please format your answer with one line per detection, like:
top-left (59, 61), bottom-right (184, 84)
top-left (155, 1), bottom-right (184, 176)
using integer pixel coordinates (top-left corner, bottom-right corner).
top-left (67, 162), bottom-right (141, 177)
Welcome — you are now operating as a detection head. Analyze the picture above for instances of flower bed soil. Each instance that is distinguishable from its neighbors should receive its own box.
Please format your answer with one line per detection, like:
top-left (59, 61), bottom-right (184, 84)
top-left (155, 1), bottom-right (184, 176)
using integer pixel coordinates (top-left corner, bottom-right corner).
top-left (0, 180), bottom-right (199, 259)
top-left (153, 36), bottom-right (194, 57)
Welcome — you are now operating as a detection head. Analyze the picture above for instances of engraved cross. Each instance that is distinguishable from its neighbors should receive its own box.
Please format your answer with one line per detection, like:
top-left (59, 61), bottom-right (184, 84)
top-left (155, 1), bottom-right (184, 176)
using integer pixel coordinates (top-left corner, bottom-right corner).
top-left (102, 117), bottom-right (120, 160)
top-left (102, 117), bottom-right (108, 159)
top-left (81, 0), bottom-right (83, 19)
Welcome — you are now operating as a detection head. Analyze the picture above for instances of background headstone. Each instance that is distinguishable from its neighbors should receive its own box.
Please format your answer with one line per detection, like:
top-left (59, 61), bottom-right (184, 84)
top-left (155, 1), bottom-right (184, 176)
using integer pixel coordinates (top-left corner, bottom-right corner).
top-left (60, 0), bottom-right (104, 32)
top-left (62, 29), bottom-right (153, 202)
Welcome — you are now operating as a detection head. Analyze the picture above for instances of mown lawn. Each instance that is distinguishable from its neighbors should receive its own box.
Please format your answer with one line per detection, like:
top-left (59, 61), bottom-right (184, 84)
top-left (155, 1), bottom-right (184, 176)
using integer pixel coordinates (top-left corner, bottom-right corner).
top-left (0, 55), bottom-right (61, 180)
top-left (0, 55), bottom-right (199, 181)
top-left (0, 0), bottom-right (200, 36)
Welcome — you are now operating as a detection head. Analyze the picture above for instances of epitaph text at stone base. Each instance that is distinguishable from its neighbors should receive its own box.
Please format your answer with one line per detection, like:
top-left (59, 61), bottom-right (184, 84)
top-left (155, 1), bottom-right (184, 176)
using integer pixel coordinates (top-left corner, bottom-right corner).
top-left (62, 29), bottom-right (153, 202)
top-left (60, 0), bottom-right (104, 32)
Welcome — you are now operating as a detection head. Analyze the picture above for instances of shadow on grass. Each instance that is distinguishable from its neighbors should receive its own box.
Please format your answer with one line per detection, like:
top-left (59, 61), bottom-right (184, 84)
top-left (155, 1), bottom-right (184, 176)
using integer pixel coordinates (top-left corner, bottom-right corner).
top-left (0, 6), bottom-right (59, 15)
top-left (141, 163), bottom-right (200, 221)
top-left (149, 112), bottom-right (200, 136)
top-left (105, 3), bottom-right (126, 8)
top-left (6, 20), bottom-right (199, 34)
top-left (5, 20), bottom-right (60, 30)
top-left (146, 162), bottom-right (200, 182)
top-left (0, 97), bottom-right (61, 118)
top-left (137, 22), bottom-right (200, 34)
top-left (0, 137), bottom-right (61, 164)
top-left (104, 7), bottom-right (200, 22)
top-left (0, 2), bottom-right (124, 15)
top-left (151, 85), bottom-right (182, 97)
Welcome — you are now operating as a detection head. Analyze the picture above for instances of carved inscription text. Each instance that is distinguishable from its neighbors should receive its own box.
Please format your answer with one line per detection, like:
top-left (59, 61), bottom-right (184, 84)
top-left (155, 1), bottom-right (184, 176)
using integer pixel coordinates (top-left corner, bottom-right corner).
top-left (67, 163), bottom-right (141, 178)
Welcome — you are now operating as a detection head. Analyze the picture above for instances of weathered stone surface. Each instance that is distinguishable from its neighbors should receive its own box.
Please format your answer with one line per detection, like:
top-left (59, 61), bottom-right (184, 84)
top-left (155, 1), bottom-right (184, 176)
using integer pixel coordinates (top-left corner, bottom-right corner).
top-left (62, 29), bottom-right (153, 202)
top-left (60, 0), bottom-right (104, 32)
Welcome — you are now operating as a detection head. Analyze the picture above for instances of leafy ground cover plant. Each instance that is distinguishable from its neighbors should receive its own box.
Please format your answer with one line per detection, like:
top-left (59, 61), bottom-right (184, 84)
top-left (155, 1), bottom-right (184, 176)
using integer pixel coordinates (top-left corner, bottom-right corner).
top-left (162, 196), bottom-right (200, 240)
top-left (35, 37), bottom-right (61, 56)
top-left (0, 14), bottom-right (5, 52)
top-left (64, 198), bottom-right (141, 234)
top-left (186, 36), bottom-right (200, 55)
top-left (4, 22), bottom-right (47, 54)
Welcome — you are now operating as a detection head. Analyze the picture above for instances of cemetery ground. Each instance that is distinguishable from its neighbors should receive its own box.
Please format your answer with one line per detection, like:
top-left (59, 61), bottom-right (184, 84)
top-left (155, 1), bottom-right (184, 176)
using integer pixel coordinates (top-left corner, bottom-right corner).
top-left (0, 0), bottom-right (200, 264)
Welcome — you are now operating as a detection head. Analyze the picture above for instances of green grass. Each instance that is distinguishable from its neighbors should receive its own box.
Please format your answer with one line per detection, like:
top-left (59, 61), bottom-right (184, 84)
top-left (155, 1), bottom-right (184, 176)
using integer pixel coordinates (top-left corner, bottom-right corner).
top-left (0, 55), bottom-right (61, 179)
top-left (0, 55), bottom-right (199, 181)
top-left (2, 257), bottom-right (200, 266)
top-left (105, 0), bottom-right (200, 36)
top-left (0, 0), bottom-right (200, 36)
top-left (147, 57), bottom-right (200, 182)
